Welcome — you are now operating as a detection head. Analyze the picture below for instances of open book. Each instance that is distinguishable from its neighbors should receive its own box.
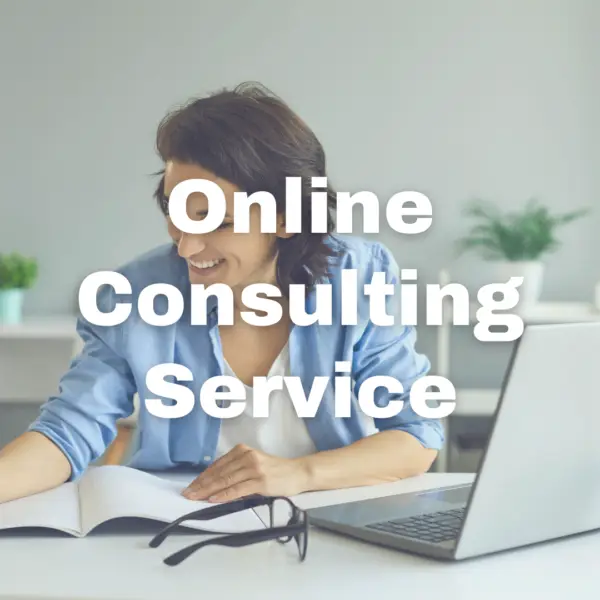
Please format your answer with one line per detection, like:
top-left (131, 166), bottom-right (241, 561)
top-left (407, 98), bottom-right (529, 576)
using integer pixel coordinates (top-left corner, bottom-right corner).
top-left (0, 465), bottom-right (265, 537)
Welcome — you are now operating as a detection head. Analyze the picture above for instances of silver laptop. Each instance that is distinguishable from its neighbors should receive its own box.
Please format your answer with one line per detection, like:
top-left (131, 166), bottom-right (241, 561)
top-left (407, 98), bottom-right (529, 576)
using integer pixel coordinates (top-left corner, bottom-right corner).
top-left (307, 322), bottom-right (600, 560)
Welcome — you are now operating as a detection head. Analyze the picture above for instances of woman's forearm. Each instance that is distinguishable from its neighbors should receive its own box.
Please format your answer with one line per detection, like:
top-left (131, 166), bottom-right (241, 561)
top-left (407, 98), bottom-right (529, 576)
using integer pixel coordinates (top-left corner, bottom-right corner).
top-left (299, 430), bottom-right (438, 492)
top-left (0, 432), bottom-right (72, 503)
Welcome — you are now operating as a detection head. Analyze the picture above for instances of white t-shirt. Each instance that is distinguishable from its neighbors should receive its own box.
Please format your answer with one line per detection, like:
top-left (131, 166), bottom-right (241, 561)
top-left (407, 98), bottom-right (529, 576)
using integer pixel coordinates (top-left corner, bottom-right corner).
top-left (216, 343), bottom-right (379, 458)
top-left (216, 343), bottom-right (318, 459)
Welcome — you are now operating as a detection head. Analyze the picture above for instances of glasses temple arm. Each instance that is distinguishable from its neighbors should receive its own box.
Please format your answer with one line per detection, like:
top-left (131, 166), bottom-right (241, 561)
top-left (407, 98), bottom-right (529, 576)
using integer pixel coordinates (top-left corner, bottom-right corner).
top-left (163, 524), bottom-right (305, 566)
top-left (149, 497), bottom-right (274, 548)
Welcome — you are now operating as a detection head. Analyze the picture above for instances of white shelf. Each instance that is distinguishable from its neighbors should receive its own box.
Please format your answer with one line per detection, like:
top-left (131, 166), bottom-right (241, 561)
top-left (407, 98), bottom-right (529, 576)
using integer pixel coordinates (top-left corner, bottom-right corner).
top-left (452, 388), bottom-right (500, 417)
top-left (0, 316), bottom-right (78, 340)
top-left (0, 316), bottom-right (81, 407)
top-left (0, 316), bottom-right (139, 425)
top-left (512, 301), bottom-right (600, 322)
top-left (446, 301), bottom-right (600, 324)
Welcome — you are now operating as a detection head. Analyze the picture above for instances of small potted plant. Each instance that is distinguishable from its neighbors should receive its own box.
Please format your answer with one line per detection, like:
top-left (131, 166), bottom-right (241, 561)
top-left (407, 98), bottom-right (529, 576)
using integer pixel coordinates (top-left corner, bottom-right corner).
top-left (0, 253), bottom-right (39, 324)
top-left (456, 199), bottom-right (589, 307)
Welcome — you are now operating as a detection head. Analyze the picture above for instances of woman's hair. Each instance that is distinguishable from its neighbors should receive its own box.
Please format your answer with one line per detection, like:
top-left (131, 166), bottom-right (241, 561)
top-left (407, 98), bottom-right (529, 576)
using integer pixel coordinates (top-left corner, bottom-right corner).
top-left (153, 81), bottom-right (340, 291)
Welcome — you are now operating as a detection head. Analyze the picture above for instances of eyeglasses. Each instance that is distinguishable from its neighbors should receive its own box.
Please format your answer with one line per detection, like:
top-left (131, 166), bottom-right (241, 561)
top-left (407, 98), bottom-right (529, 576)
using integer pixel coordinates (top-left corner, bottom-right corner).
top-left (148, 494), bottom-right (309, 566)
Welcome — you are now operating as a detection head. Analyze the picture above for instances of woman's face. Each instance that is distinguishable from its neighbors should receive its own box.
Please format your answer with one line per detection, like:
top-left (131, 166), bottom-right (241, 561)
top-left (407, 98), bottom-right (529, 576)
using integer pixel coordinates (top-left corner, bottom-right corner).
top-left (163, 160), bottom-right (289, 291)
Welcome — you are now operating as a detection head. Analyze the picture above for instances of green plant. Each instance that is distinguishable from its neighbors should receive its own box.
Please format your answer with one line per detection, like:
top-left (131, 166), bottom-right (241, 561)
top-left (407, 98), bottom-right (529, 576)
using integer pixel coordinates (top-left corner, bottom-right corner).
top-left (0, 253), bottom-right (39, 290)
top-left (456, 199), bottom-right (589, 261)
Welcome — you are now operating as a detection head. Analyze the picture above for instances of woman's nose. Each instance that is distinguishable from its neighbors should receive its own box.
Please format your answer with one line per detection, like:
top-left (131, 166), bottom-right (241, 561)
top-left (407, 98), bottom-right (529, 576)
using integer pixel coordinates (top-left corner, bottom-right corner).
top-left (176, 233), bottom-right (206, 258)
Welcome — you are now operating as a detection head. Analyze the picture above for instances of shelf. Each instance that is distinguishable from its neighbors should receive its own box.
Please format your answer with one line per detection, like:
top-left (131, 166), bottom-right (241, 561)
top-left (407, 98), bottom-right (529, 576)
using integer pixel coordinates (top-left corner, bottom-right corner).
top-left (445, 301), bottom-right (600, 324)
top-left (0, 316), bottom-right (78, 340)
top-left (0, 397), bottom-right (49, 405)
top-left (0, 316), bottom-right (82, 406)
top-left (451, 388), bottom-right (500, 417)
top-left (512, 302), bottom-right (600, 323)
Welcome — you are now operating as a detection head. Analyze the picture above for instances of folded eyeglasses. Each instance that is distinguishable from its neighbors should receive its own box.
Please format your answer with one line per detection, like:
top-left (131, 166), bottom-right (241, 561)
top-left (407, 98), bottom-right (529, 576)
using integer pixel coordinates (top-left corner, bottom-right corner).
top-left (148, 494), bottom-right (309, 566)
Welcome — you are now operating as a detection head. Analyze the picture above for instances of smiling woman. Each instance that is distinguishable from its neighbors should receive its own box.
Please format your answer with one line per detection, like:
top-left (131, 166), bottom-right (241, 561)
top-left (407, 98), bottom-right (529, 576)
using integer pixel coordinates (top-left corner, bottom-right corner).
top-left (0, 82), bottom-right (444, 506)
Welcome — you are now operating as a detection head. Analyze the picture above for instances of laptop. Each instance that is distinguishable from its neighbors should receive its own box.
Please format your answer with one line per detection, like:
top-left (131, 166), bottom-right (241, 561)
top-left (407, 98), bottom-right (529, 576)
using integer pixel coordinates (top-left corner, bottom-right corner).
top-left (307, 322), bottom-right (600, 560)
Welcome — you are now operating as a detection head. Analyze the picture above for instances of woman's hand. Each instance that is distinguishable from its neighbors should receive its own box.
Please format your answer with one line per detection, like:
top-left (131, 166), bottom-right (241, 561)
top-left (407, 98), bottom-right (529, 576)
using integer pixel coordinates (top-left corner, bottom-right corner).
top-left (181, 431), bottom-right (437, 503)
top-left (182, 444), bottom-right (311, 502)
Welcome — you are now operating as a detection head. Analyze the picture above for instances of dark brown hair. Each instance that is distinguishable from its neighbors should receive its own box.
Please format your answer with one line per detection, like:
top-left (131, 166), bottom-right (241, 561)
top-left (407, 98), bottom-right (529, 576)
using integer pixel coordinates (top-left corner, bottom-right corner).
top-left (153, 81), bottom-right (341, 291)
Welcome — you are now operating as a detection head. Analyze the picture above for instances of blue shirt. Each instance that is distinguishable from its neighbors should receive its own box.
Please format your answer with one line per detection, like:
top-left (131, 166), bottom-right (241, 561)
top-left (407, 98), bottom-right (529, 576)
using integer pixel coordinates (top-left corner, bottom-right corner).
top-left (28, 234), bottom-right (444, 480)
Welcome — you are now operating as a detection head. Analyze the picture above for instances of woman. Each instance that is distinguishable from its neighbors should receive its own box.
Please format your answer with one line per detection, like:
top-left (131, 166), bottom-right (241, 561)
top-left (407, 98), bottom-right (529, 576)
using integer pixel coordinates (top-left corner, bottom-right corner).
top-left (0, 83), bottom-right (443, 504)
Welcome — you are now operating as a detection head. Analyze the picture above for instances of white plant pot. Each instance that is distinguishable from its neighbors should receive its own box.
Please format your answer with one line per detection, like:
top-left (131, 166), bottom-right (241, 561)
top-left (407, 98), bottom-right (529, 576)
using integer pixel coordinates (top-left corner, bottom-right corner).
top-left (483, 261), bottom-right (544, 308)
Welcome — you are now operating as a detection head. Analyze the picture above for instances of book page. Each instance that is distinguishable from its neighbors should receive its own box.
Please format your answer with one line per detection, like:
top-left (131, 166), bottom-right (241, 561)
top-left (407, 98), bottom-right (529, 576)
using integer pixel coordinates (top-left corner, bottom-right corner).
top-left (78, 466), bottom-right (266, 535)
top-left (0, 481), bottom-right (81, 535)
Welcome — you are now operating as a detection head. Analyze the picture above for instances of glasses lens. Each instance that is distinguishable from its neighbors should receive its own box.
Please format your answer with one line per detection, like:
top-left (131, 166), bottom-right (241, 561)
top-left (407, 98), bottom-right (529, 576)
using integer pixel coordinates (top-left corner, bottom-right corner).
top-left (271, 498), bottom-right (295, 526)
top-left (270, 498), bottom-right (295, 543)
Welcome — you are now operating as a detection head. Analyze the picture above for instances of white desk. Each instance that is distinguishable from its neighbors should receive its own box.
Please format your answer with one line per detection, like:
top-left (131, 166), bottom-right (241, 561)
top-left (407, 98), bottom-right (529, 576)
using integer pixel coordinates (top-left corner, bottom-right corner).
top-left (0, 471), bottom-right (598, 600)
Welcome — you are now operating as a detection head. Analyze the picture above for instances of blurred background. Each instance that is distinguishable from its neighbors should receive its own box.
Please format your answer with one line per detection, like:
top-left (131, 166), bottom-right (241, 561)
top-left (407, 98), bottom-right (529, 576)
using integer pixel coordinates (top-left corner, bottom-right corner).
top-left (1, 0), bottom-right (599, 472)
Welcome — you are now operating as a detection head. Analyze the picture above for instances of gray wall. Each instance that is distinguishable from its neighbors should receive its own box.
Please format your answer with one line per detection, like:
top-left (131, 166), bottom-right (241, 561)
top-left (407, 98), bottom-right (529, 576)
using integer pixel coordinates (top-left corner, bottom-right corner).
top-left (1, 0), bottom-right (599, 441)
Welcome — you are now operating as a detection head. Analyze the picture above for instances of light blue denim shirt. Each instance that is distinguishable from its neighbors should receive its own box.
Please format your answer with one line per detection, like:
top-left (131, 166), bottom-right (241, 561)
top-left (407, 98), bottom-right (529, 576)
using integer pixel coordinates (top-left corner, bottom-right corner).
top-left (29, 234), bottom-right (444, 480)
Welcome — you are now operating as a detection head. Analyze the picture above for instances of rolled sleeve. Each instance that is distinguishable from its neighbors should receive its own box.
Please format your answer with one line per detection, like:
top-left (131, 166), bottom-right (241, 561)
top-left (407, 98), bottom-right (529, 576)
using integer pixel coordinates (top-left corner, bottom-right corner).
top-left (28, 287), bottom-right (136, 480)
top-left (352, 244), bottom-right (445, 451)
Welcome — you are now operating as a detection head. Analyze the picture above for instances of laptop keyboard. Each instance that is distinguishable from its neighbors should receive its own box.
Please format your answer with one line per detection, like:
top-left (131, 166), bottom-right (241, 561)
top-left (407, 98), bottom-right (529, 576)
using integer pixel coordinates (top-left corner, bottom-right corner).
top-left (365, 507), bottom-right (466, 544)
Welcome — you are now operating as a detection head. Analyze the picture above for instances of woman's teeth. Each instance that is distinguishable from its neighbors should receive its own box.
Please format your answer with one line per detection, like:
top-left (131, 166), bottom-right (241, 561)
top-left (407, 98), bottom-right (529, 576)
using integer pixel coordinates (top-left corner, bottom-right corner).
top-left (189, 258), bottom-right (223, 270)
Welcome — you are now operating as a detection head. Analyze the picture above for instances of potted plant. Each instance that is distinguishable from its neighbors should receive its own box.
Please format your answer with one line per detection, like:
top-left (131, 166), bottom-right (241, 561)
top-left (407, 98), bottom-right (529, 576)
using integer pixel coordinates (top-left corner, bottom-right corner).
top-left (456, 199), bottom-right (589, 307)
top-left (0, 253), bottom-right (38, 324)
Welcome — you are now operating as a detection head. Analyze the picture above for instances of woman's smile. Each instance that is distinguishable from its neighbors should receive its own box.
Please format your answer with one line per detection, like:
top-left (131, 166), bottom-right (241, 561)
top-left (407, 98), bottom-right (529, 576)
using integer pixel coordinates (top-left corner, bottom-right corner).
top-left (187, 257), bottom-right (226, 279)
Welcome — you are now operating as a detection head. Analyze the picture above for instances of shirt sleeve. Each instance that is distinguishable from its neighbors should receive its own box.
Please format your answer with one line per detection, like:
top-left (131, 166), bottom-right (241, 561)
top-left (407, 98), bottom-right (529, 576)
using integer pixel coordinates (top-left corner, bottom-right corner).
top-left (351, 242), bottom-right (445, 450)
top-left (27, 285), bottom-right (137, 480)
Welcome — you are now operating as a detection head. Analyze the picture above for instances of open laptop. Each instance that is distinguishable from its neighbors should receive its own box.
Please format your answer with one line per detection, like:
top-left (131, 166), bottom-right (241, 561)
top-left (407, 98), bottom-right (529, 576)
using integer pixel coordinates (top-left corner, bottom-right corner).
top-left (307, 322), bottom-right (600, 560)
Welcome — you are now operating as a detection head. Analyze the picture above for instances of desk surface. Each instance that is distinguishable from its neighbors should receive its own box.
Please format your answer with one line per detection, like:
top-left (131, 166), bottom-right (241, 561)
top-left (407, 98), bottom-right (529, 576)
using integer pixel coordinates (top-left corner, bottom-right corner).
top-left (0, 471), bottom-right (598, 600)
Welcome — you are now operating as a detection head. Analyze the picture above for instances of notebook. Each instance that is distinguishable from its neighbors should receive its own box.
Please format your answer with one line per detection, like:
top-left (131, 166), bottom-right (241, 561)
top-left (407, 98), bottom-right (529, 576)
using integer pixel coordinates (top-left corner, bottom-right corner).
top-left (0, 465), bottom-right (265, 537)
